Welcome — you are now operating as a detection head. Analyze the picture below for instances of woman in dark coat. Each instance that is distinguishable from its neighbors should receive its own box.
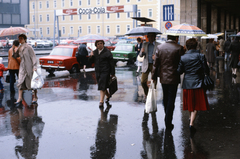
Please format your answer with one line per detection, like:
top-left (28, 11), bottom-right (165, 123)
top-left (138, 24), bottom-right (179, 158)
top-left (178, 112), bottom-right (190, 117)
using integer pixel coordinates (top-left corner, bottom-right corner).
top-left (205, 39), bottom-right (216, 68)
top-left (229, 37), bottom-right (240, 78)
top-left (178, 38), bottom-right (210, 138)
top-left (89, 40), bottom-right (115, 107)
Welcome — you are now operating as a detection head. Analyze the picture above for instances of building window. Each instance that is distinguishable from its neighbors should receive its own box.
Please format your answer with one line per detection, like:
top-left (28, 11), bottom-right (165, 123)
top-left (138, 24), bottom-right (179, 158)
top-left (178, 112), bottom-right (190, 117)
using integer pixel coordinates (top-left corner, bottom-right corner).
top-left (40, 27), bottom-right (42, 35)
top-left (116, 25), bottom-right (120, 34)
top-left (70, 15), bottom-right (73, 21)
top-left (62, 0), bottom-right (65, 7)
top-left (39, 1), bottom-right (42, 9)
top-left (32, 15), bottom-right (35, 22)
top-left (39, 15), bottom-right (42, 22)
top-left (46, 1), bottom-right (49, 8)
top-left (78, 26), bottom-right (82, 34)
top-left (88, 14), bottom-right (91, 20)
top-left (97, 0), bottom-right (100, 5)
top-left (46, 14), bottom-right (49, 22)
top-left (47, 27), bottom-right (50, 35)
top-left (116, 0), bottom-right (120, 3)
top-left (126, 12), bottom-right (130, 18)
top-left (97, 13), bottom-right (100, 19)
top-left (106, 13), bottom-right (110, 19)
top-left (106, 26), bottom-right (110, 34)
top-left (88, 26), bottom-right (91, 34)
top-left (137, 0), bottom-right (141, 2)
top-left (97, 26), bottom-right (100, 33)
top-left (126, 0), bottom-right (130, 2)
top-left (62, 15), bottom-right (65, 21)
top-left (53, 0), bottom-right (57, 8)
top-left (70, 26), bottom-right (73, 34)
top-left (116, 13), bottom-right (120, 19)
top-left (32, 2), bottom-right (35, 9)
top-left (79, 0), bottom-right (82, 6)
top-left (79, 14), bottom-right (82, 20)
top-left (62, 27), bottom-right (65, 34)
top-left (148, 9), bottom-right (152, 18)
top-left (126, 25), bottom-right (130, 31)
top-left (106, 0), bottom-right (109, 4)
top-left (137, 9), bottom-right (141, 17)
top-left (70, 0), bottom-right (73, 7)
top-left (88, 0), bottom-right (90, 5)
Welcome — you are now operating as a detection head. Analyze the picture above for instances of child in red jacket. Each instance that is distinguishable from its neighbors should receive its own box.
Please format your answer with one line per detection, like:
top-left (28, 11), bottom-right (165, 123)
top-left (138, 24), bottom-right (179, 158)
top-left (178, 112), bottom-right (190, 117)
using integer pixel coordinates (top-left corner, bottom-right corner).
top-left (0, 57), bottom-right (8, 91)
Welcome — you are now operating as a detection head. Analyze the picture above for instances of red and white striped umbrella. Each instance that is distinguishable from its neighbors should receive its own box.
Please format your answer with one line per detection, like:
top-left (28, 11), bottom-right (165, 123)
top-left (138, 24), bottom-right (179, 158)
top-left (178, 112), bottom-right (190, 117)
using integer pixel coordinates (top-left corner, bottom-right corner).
top-left (0, 27), bottom-right (29, 37)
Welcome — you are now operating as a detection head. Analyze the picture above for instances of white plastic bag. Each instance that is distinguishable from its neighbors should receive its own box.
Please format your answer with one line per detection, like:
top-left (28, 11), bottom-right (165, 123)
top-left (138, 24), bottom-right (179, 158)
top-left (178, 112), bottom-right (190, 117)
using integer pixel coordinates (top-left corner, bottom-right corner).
top-left (31, 71), bottom-right (44, 89)
top-left (145, 80), bottom-right (157, 113)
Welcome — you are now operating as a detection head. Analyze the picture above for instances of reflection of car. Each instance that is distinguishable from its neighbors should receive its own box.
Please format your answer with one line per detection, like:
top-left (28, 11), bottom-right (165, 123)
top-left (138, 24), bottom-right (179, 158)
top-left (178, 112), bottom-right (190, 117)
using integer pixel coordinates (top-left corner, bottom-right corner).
top-left (111, 44), bottom-right (136, 65)
top-left (39, 45), bottom-right (85, 74)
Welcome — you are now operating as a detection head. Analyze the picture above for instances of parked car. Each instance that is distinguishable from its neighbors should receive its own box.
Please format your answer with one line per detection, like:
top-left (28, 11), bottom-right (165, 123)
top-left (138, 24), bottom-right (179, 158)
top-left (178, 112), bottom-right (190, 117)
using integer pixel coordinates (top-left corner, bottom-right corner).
top-left (111, 44), bottom-right (136, 65)
top-left (39, 45), bottom-right (94, 74)
top-left (0, 41), bottom-right (3, 48)
top-left (44, 40), bottom-right (53, 47)
top-left (86, 41), bottom-right (115, 51)
top-left (27, 40), bottom-right (36, 47)
top-left (35, 40), bottom-right (45, 48)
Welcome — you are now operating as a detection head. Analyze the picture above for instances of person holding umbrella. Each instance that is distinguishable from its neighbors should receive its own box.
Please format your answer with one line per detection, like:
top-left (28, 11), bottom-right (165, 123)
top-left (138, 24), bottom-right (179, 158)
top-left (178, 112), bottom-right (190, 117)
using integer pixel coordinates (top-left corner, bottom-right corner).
top-left (89, 40), bottom-right (115, 107)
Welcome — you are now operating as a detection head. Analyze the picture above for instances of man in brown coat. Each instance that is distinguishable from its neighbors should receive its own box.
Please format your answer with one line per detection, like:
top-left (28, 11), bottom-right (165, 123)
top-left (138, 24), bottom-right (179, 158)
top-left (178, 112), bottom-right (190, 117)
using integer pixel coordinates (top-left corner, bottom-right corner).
top-left (152, 35), bottom-right (184, 131)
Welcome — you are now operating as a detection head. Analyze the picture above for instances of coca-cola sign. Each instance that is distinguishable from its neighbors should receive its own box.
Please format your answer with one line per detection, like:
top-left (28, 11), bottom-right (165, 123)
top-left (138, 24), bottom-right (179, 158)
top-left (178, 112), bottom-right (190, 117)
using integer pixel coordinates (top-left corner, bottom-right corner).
top-left (107, 6), bottom-right (124, 13)
top-left (63, 9), bottom-right (78, 15)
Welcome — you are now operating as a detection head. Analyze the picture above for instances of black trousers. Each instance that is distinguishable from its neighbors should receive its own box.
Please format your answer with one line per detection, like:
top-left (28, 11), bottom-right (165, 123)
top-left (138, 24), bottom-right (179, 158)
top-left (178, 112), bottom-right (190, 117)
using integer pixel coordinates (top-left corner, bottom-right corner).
top-left (161, 84), bottom-right (178, 127)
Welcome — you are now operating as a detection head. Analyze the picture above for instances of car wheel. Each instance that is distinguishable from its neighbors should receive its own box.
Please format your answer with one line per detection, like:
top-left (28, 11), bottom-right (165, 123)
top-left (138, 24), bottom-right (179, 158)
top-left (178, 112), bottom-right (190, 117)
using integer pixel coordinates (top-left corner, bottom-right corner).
top-left (69, 65), bottom-right (79, 74)
top-left (127, 58), bottom-right (136, 65)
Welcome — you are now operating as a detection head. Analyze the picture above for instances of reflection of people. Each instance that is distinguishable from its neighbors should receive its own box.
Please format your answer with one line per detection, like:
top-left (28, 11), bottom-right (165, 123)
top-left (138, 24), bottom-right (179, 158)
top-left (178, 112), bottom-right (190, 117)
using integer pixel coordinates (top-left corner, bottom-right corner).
top-left (139, 33), bottom-right (160, 97)
top-left (89, 40), bottom-right (115, 107)
top-left (77, 43), bottom-right (92, 72)
top-left (163, 130), bottom-right (177, 159)
top-left (15, 103), bottom-right (44, 159)
top-left (205, 39), bottom-right (216, 68)
top-left (177, 38), bottom-right (210, 138)
top-left (90, 105), bottom-right (118, 159)
top-left (141, 112), bottom-right (164, 159)
top-left (78, 72), bottom-right (89, 100)
top-left (152, 35), bottom-right (184, 131)
top-left (8, 40), bottom-right (21, 93)
top-left (228, 37), bottom-right (240, 78)
top-left (13, 34), bottom-right (38, 106)
top-left (135, 37), bottom-right (143, 74)
top-left (0, 92), bottom-right (4, 113)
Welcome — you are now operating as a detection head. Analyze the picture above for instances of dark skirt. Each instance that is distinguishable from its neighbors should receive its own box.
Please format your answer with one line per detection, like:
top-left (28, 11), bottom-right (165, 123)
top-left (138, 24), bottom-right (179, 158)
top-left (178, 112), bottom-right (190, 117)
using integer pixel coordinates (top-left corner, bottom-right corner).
top-left (183, 88), bottom-right (209, 111)
top-left (229, 53), bottom-right (239, 68)
top-left (79, 55), bottom-right (88, 65)
top-left (96, 72), bottom-right (110, 91)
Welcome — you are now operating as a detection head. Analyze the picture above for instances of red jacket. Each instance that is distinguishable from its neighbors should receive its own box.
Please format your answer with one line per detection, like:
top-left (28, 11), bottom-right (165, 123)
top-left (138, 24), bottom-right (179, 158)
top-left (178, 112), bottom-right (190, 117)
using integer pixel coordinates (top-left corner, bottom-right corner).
top-left (0, 64), bottom-right (8, 77)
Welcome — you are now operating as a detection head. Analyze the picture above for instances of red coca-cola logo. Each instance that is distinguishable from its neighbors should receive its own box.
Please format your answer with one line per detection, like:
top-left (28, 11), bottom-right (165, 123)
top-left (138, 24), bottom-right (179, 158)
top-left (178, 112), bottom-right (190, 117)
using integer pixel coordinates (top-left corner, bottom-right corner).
top-left (107, 6), bottom-right (124, 12)
top-left (63, 9), bottom-right (78, 15)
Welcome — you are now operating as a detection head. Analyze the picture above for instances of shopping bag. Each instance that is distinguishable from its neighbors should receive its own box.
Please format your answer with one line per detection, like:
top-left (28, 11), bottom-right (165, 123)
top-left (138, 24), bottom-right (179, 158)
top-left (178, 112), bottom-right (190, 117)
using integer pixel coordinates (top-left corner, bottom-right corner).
top-left (31, 71), bottom-right (44, 89)
top-left (145, 81), bottom-right (157, 113)
top-left (109, 76), bottom-right (118, 96)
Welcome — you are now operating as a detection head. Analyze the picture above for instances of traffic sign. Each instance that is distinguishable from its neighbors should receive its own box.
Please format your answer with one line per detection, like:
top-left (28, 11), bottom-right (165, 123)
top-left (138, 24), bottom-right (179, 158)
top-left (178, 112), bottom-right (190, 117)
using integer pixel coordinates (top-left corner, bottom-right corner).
top-left (165, 21), bottom-right (172, 30)
top-left (163, 5), bottom-right (174, 21)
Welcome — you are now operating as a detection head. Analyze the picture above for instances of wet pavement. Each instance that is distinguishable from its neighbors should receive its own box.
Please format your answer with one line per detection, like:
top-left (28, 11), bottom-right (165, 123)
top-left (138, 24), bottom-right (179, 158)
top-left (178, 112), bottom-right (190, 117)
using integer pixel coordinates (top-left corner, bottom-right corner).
top-left (0, 58), bottom-right (240, 159)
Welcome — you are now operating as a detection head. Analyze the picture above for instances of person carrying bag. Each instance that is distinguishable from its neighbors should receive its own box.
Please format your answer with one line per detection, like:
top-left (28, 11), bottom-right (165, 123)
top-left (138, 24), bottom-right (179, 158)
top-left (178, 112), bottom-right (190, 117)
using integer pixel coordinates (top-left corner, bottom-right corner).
top-left (145, 80), bottom-right (157, 114)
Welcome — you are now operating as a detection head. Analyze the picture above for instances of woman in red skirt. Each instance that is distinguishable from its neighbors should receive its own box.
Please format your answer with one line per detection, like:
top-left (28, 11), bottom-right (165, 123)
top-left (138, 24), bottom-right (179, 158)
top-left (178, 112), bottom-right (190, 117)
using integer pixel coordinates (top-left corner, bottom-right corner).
top-left (177, 38), bottom-right (210, 138)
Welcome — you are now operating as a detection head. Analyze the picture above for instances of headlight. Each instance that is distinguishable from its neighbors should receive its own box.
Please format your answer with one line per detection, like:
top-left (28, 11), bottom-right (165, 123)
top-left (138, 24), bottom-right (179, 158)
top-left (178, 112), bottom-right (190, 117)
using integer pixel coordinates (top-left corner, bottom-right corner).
top-left (57, 61), bottom-right (63, 64)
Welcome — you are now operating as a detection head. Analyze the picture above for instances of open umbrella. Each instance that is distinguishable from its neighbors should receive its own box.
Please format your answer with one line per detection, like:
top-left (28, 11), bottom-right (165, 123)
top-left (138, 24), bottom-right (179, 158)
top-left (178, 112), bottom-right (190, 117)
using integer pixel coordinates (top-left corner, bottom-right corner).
top-left (0, 27), bottom-right (29, 37)
top-left (165, 23), bottom-right (207, 37)
top-left (125, 26), bottom-right (162, 36)
top-left (213, 32), bottom-right (224, 37)
top-left (126, 35), bottom-right (146, 40)
top-left (74, 34), bottom-right (109, 43)
top-left (201, 34), bottom-right (218, 39)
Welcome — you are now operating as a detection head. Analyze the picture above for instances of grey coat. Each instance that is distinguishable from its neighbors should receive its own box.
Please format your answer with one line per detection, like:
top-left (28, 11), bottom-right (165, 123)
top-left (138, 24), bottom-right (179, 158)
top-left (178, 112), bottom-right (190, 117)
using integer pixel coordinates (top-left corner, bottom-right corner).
top-left (13, 43), bottom-right (37, 90)
top-left (139, 41), bottom-right (160, 73)
top-left (206, 42), bottom-right (216, 63)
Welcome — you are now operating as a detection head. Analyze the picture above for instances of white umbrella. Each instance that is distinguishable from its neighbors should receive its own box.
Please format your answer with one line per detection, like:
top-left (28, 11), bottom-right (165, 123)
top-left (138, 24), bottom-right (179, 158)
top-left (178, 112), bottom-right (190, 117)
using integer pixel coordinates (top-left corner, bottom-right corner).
top-left (201, 34), bottom-right (218, 39)
top-left (0, 27), bottom-right (29, 37)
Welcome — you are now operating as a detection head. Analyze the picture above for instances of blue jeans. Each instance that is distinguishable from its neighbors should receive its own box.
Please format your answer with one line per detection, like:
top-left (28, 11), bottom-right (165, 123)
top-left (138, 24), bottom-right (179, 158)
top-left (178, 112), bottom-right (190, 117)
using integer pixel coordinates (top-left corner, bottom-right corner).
top-left (9, 70), bottom-right (19, 92)
top-left (225, 52), bottom-right (230, 61)
top-left (161, 84), bottom-right (178, 127)
top-left (0, 77), bottom-right (3, 90)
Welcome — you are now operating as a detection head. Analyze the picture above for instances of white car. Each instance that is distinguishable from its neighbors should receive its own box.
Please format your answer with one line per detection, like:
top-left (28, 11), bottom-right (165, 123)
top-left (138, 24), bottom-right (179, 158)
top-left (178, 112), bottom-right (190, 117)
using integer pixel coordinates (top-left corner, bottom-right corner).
top-left (0, 42), bottom-right (3, 48)
top-left (27, 40), bottom-right (36, 48)
top-left (35, 40), bottom-right (46, 48)
top-left (44, 40), bottom-right (53, 47)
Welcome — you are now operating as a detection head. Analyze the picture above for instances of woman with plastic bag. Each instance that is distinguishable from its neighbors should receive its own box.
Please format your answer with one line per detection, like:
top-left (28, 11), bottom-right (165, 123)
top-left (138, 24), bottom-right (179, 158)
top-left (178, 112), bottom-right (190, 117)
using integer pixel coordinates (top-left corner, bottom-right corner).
top-left (177, 38), bottom-right (210, 138)
top-left (13, 34), bottom-right (38, 107)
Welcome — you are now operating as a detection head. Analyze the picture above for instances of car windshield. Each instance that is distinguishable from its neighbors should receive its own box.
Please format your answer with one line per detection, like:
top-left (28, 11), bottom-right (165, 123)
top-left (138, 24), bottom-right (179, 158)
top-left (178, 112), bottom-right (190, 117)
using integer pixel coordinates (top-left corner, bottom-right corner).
top-left (114, 45), bottom-right (133, 52)
top-left (50, 47), bottom-right (73, 57)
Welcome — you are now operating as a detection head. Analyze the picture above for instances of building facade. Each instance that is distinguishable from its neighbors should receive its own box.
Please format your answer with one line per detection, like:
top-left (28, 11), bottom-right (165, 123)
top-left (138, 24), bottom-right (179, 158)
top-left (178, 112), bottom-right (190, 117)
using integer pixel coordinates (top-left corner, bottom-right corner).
top-left (26, 0), bottom-right (180, 39)
top-left (0, 0), bottom-right (29, 29)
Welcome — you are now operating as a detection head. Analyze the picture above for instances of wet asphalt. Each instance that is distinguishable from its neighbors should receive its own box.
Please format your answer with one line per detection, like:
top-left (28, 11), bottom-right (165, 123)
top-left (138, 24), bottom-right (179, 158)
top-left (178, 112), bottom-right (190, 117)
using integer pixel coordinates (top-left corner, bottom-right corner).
top-left (0, 55), bottom-right (240, 159)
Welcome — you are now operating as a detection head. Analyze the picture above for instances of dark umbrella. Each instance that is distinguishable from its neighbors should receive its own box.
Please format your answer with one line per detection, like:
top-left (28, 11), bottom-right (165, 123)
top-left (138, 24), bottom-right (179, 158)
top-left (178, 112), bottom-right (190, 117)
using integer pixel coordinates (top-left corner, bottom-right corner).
top-left (125, 26), bottom-right (162, 36)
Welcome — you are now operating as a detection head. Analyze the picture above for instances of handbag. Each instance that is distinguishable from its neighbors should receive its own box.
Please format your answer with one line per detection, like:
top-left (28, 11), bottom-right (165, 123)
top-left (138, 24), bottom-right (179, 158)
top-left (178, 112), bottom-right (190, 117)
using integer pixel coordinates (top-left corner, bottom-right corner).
top-left (31, 71), bottom-right (44, 89)
top-left (145, 80), bottom-right (157, 114)
top-left (137, 55), bottom-right (144, 62)
top-left (202, 75), bottom-right (214, 91)
top-left (109, 76), bottom-right (118, 96)
top-left (5, 71), bottom-right (15, 83)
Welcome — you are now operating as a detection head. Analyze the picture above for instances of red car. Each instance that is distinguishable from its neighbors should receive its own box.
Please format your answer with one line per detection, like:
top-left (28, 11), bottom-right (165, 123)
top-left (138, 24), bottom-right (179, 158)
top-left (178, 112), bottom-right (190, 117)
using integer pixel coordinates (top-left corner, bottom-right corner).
top-left (39, 45), bottom-right (93, 74)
